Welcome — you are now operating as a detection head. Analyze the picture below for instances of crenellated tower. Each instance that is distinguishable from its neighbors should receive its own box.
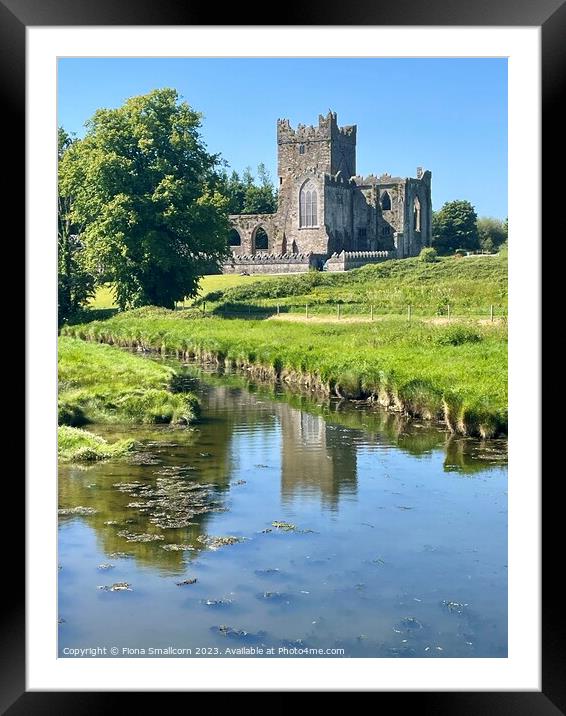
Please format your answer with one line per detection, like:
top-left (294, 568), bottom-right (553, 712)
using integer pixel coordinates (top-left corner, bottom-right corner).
top-left (277, 111), bottom-right (357, 182)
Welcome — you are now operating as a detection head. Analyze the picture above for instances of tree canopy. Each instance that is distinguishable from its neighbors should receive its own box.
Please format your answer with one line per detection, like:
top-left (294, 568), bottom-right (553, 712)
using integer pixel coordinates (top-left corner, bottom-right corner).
top-left (477, 216), bottom-right (508, 253)
top-left (432, 200), bottom-right (480, 255)
top-left (218, 163), bottom-right (278, 215)
top-left (58, 127), bottom-right (95, 323)
top-left (59, 88), bottom-right (230, 310)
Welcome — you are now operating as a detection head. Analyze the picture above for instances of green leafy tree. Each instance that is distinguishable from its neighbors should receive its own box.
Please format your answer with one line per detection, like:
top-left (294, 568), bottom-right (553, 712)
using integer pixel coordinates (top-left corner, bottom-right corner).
top-left (220, 170), bottom-right (248, 214)
top-left (59, 89), bottom-right (230, 310)
top-left (432, 200), bottom-right (480, 255)
top-left (477, 216), bottom-right (507, 253)
top-left (219, 163), bottom-right (277, 215)
top-left (58, 127), bottom-right (95, 324)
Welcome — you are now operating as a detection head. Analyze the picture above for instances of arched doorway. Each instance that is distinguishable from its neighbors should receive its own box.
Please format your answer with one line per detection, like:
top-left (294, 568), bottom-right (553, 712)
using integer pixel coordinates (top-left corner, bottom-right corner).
top-left (253, 226), bottom-right (269, 253)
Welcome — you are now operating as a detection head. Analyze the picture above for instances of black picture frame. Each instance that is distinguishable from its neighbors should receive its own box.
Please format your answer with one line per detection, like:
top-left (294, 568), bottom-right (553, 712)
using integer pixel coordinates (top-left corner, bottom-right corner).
top-left (9, 0), bottom-right (555, 708)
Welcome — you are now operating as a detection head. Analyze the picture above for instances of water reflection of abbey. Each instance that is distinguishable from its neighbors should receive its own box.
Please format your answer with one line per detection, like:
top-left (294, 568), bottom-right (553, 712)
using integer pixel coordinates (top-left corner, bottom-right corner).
top-left (207, 386), bottom-right (358, 509)
top-left (59, 382), bottom-right (505, 573)
top-left (278, 404), bottom-right (357, 508)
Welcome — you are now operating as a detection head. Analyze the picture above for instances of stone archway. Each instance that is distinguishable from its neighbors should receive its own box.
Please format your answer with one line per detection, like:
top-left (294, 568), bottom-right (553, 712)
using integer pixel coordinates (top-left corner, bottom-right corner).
top-left (252, 225), bottom-right (270, 253)
top-left (228, 228), bottom-right (242, 250)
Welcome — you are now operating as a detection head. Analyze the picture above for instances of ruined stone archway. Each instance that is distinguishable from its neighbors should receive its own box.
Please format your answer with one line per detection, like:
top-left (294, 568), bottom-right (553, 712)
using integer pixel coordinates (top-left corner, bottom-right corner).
top-left (252, 225), bottom-right (270, 253)
top-left (228, 228), bottom-right (241, 249)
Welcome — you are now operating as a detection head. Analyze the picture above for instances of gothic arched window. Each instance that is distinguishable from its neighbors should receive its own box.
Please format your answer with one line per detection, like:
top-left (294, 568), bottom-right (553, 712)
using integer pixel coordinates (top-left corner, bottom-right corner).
top-left (381, 191), bottom-right (392, 211)
top-left (299, 181), bottom-right (318, 228)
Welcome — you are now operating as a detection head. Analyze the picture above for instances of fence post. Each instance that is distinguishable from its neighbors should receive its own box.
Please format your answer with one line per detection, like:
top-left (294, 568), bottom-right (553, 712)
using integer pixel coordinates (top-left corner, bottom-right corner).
top-left (277, 304), bottom-right (280, 316)
top-left (370, 305), bottom-right (374, 321)
top-left (337, 304), bottom-right (341, 320)
top-left (202, 301), bottom-right (206, 315)
top-left (490, 304), bottom-right (494, 322)
top-left (305, 303), bottom-right (309, 319)
top-left (407, 305), bottom-right (412, 322)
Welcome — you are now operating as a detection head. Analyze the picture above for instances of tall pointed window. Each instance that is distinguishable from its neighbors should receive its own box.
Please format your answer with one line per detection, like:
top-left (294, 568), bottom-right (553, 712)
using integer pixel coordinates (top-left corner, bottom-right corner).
top-left (299, 181), bottom-right (318, 227)
top-left (413, 196), bottom-right (421, 232)
top-left (380, 191), bottom-right (391, 211)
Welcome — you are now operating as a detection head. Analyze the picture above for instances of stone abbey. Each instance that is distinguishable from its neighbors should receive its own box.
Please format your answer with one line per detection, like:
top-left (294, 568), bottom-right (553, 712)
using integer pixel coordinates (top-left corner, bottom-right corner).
top-left (224, 111), bottom-right (432, 274)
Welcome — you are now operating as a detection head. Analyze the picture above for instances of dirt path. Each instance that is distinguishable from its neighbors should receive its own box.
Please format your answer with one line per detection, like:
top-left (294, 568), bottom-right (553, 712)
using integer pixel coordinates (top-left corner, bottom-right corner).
top-left (267, 313), bottom-right (506, 325)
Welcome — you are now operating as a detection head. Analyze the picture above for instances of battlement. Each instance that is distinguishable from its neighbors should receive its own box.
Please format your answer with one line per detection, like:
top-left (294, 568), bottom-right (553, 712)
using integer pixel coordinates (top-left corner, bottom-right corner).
top-left (222, 252), bottom-right (318, 275)
top-left (325, 172), bottom-right (354, 186)
top-left (277, 111), bottom-right (356, 143)
top-left (351, 174), bottom-right (379, 186)
top-left (324, 250), bottom-right (395, 272)
top-left (351, 173), bottom-right (406, 187)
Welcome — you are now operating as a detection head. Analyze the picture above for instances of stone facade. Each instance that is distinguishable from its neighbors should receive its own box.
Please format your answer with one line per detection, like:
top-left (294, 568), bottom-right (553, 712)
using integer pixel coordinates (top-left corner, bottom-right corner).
top-left (225, 111), bottom-right (432, 273)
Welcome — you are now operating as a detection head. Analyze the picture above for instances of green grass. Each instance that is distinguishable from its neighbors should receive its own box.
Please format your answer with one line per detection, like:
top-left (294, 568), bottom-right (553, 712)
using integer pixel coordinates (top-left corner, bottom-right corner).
top-left (198, 255), bottom-right (507, 317)
top-left (58, 336), bottom-right (200, 426)
top-left (89, 274), bottom-right (282, 310)
top-left (63, 308), bottom-right (508, 438)
top-left (58, 425), bottom-right (137, 462)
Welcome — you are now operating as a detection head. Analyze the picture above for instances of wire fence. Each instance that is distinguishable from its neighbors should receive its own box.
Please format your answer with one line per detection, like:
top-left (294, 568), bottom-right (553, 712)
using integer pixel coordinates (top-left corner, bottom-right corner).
top-left (178, 300), bottom-right (508, 322)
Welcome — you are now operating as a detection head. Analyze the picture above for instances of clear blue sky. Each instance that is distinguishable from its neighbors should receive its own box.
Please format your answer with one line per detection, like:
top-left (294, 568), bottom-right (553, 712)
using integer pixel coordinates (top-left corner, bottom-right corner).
top-left (58, 58), bottom-right (508, 218)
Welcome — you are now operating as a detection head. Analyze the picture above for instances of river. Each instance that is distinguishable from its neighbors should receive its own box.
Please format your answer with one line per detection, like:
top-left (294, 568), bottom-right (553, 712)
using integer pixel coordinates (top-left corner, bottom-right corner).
top-left (58, 363), bottom-right (508, 658)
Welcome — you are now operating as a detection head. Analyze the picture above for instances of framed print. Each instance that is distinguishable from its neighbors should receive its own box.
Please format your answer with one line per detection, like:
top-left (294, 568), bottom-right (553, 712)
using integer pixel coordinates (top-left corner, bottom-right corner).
top-left (6, 0), bottom-right (558, 708)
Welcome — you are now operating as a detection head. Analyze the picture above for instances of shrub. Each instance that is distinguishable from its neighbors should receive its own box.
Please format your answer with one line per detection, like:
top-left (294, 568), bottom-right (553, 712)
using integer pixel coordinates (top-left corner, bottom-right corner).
top-left (434, 325), bottom-right (482, 346)
top-left (419, 247), bottom-right (438, 263)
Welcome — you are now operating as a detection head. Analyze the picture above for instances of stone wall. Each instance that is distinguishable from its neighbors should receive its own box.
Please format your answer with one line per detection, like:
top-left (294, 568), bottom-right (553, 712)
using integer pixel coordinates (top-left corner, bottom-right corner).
top-left (276, 171), bottom-right (329, 256)
top-left (222, 253), bottom-right (318, 275)
top-left (228, 214), bottom-right (282, 255)
top-left (323, 174), bottom-right (353, 254)
top-left (324, 250), bottom-right (394, 272)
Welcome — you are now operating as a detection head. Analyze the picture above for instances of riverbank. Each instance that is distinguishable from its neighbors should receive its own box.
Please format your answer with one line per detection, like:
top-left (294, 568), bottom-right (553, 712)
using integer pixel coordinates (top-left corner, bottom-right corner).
top-left (58, 425), bottom-right (137, 462)
top-left (58, 336), bottom-right (200, 427)
top-left (62, 309), bottom-right (507, 438)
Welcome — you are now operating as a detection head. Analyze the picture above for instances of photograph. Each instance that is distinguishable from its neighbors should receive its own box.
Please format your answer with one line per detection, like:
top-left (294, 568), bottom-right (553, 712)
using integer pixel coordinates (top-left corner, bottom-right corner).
top-left (56, 56), bottom-right (509, 660)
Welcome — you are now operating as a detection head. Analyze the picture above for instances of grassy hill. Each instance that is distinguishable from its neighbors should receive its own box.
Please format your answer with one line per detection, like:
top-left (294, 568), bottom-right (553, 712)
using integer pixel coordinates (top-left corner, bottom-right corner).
top-left (198, 255), bottom-right (507, 317)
